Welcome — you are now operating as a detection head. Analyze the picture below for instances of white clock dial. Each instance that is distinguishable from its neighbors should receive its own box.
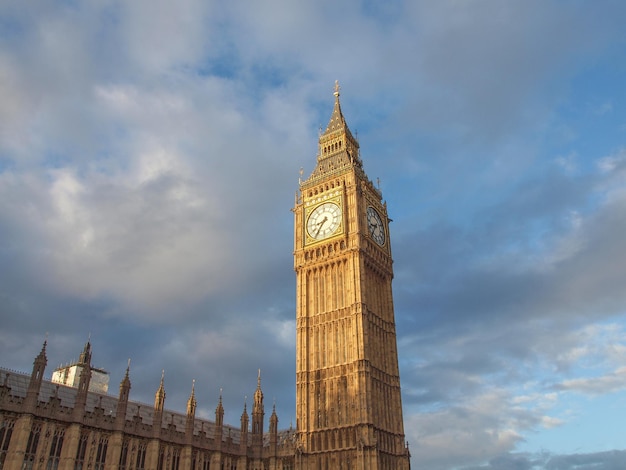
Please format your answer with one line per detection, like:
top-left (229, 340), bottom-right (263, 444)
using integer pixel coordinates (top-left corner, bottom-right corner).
top-left (367, 206), bottom-right (386, 246)
top-left (307, 202), bottom-right (342, 240)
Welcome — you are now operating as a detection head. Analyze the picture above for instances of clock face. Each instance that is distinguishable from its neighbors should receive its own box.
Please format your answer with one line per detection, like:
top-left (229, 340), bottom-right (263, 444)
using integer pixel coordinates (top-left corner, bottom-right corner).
top-left (307, 202), bottom-right (342, 240)
top-left (367, 206), bottom-right (386, 246)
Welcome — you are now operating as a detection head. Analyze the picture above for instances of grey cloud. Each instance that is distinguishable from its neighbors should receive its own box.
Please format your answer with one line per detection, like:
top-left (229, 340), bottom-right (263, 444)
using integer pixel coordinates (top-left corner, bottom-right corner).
top-left (553, 366), bottom-right (626, 396)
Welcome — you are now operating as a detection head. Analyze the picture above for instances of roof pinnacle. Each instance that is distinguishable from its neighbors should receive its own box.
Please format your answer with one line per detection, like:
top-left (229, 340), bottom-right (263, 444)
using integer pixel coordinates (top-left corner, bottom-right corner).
top-left (187, 379), bottom-right (197, 416)
top-left (154, 370), bottom-right (166, 411)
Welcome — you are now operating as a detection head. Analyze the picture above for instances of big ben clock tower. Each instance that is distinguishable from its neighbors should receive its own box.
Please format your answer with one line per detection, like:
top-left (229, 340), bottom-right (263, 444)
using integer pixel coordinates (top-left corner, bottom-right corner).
top-left (294, 83), bottom-right (411, 470)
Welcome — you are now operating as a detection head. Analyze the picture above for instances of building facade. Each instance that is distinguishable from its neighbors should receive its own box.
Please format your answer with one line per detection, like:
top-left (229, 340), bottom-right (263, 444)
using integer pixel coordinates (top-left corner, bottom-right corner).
top-left (0, 342), bottom-right (297, 470)
top-left (0, 84), bottom-right (410, 470)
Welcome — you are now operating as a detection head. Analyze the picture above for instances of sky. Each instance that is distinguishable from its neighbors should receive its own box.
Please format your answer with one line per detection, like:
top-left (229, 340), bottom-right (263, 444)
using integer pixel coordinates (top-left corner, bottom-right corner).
top-left (1, 1), bottom-right (626, 469)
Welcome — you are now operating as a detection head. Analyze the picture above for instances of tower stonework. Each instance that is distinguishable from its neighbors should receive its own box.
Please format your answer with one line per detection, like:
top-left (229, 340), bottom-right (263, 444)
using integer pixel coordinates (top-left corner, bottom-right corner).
top-left (294, 83), bottom-right (411, 469)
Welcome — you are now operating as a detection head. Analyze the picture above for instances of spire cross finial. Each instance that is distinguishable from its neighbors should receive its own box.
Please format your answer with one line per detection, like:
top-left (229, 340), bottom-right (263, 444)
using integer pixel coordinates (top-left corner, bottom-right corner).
top-left (334, 80), bottom-right (340, 97)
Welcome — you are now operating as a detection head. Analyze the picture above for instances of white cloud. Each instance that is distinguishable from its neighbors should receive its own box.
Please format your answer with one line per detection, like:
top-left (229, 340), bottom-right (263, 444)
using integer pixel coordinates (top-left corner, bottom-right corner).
top-left (407, 391), bottom-right (527, 470)
top-left (556, 367), bottom-right (626, 396)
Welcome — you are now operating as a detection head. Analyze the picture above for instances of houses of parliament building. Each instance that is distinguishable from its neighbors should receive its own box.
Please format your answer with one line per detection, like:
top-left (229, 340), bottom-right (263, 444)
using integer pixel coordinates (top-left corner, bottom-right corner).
top-left (0, 84), bottom-right (411, 470)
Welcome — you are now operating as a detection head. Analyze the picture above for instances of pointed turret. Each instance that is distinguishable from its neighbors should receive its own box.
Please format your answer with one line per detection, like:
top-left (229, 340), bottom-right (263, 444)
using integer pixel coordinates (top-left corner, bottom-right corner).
top-left (270, 402), bottom-right (278, 434)
top-left (115, 360), bottom-right (132, 431)
top-left (214, 390), bottom-right (224, 451)
top-left (185, 380), bottom-right (197, 441)
top-left (181, 381), bottom-right (197, 470)
top-left (78, 340), bottom-right (92, 365)
top-left (252, 369), bottom-right (264, 444)
top-left (186, 380), bottom-right (197, 418)
top-left (154, 370), bottom-right (166, 411)
top-left (119, 359), bottom-right (132, 402)
top-left (76, 340), bottom-right (93, 394)
top-left (145, 371), bottom-right (166, 469)
top-left (215, 390), bottom-right (224, 428)
top-left (240, 399), bottom-right (249, 453)
top-left (252, 370), bottom-right (264, 425)
top-left (269, 402), bottom-right (278, 453)
top-left (241, 400), bottom-right (249, 430)
top-left (24, 340), bottom-right (48, 411)
top-left (152, 370), bottom-right (166, 438)
top-left (72, 340), bottom-right (92, 421)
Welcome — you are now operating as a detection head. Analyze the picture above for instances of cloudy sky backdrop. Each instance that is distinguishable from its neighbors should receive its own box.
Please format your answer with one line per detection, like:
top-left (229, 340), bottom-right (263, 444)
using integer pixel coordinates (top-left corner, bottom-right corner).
top-left (2, 1), bottom-right (626, 469)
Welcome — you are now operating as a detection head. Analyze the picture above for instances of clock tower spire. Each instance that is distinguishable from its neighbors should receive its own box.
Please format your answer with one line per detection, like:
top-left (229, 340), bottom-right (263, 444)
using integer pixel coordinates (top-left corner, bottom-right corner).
top-left (307, 81), bottom-right (362, 186)
top-left (293, 83), bottom-right (410, 469)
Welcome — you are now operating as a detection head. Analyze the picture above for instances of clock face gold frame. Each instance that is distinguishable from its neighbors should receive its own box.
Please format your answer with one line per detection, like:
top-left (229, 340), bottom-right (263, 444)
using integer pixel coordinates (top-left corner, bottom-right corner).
top-left (306, 202), bottom-right (342, 241)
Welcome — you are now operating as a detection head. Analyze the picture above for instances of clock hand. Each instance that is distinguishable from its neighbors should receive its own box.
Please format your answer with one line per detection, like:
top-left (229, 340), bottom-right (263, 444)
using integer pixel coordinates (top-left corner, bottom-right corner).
top-left (315, 216), bottom-right (328, 237)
